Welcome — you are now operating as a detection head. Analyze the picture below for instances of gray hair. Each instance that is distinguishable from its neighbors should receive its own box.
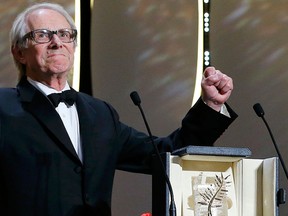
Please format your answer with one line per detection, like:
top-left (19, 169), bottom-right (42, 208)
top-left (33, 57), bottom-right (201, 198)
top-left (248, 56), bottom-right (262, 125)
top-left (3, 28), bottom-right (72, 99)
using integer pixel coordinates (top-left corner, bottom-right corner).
top-left (10, 2), bottom-right (77, 79)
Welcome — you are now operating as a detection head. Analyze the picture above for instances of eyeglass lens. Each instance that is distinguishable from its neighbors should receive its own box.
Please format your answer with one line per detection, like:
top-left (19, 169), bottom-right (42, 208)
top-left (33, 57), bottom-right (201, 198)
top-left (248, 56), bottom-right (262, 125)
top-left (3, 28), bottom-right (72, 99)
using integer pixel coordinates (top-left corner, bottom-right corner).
top-left (32, 29), bottom-right (76, 43)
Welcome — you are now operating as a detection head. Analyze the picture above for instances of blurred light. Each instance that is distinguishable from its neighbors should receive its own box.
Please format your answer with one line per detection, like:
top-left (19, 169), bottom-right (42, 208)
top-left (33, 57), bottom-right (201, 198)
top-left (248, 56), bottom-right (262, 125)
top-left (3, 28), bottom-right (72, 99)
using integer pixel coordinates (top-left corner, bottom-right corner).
top-left (204, 49), bottom-right (210, 66)
top-left (193, 0), bottom-right (205, 106)
top-left (73, 0), bottom-right (81, 91)
top-left (191, 0), bottom-right (211, 105)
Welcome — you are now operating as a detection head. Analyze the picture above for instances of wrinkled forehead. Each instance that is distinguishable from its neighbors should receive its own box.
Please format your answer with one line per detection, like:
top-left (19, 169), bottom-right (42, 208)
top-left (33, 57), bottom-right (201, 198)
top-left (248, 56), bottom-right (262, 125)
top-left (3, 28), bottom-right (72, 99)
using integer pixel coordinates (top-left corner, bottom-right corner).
top-left (26, 8), bottom-right (71, 31)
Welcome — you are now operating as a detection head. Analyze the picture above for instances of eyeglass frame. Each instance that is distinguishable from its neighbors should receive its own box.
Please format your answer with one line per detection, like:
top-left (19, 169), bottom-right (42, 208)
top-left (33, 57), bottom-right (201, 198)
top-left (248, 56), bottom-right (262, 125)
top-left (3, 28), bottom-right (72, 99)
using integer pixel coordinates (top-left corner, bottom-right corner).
top-left (20, 28), bottom-right (77, 44)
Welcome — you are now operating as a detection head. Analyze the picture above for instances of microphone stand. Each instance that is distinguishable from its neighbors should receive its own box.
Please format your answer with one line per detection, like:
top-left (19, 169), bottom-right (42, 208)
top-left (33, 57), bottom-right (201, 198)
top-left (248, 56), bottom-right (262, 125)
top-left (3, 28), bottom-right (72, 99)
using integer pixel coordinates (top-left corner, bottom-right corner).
top-left (130, 91), bottom-right (176, 216)
top-left (253, 103), bottom-right (288, 180)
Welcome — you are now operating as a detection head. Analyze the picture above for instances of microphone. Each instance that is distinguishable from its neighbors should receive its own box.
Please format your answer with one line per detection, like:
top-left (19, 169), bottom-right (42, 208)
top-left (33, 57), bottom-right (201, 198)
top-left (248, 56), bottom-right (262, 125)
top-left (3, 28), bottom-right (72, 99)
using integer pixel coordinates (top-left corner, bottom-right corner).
top-left (130, 91), bottom-right (177, 216)
top-left (253, 103), bottom-right (288, 180)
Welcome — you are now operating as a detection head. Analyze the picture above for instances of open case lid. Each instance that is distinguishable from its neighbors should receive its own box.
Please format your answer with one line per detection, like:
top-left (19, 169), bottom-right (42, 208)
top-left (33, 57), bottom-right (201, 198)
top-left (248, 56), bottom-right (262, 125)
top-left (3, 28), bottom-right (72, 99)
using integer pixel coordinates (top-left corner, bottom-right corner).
top-left (171, 145), bottom-right (252, 157)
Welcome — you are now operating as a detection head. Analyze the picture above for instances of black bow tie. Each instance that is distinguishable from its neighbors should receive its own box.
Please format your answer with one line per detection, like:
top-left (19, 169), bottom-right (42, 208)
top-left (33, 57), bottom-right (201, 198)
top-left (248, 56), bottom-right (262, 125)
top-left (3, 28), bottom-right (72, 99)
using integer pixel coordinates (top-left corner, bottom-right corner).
top-left (48, 90), bottom-right (77, 107)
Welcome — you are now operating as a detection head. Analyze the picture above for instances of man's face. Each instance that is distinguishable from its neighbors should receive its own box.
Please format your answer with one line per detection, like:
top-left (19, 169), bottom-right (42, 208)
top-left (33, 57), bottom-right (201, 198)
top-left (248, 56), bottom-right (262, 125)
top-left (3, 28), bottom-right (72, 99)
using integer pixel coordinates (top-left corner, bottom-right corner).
top-left (20, 9), bottom-right (75, 79)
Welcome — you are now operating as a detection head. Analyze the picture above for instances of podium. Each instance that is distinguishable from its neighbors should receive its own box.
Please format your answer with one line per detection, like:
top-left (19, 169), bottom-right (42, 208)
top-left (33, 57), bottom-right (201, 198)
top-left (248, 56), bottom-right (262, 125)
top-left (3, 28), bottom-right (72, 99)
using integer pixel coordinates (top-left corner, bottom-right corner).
top-left (152, 146), bottom-right (281, 216)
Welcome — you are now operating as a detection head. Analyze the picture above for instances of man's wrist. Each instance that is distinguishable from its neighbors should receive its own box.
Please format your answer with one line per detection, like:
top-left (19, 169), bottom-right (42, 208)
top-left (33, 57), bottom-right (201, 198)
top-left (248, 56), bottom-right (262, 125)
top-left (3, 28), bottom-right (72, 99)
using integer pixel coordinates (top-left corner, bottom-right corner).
top-left (203, 100), bottom-right (222, 112)
top-left (202, 99), bottom-right (230, 117)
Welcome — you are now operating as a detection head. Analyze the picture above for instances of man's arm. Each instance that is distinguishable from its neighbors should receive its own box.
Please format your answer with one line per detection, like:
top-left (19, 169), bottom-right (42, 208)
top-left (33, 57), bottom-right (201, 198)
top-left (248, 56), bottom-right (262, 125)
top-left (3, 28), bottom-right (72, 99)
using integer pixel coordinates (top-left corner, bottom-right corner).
top-left (174, 66), bottom-right (237, 148)
top-left (175, 98), bottom-right (237, 148)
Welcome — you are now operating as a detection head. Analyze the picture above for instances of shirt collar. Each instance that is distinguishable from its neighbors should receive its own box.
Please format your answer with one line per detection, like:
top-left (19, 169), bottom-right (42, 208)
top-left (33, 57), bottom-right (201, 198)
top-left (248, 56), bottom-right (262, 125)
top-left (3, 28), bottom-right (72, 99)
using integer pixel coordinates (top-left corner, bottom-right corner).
top-left (27, 77), bottom-right (71, 96)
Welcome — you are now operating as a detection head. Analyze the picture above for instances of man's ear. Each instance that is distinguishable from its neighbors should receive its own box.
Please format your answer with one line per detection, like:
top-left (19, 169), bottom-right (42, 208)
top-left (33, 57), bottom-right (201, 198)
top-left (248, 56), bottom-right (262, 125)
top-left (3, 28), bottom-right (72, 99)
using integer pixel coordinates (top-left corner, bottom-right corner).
top-left (11, 46), bottom-right (26, 64)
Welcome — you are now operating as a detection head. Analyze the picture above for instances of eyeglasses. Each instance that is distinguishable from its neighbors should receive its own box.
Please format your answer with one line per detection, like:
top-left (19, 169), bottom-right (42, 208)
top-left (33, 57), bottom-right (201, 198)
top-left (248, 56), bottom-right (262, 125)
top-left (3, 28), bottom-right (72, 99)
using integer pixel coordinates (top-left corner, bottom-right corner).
top-left (21, 28), bottom-right (77, 44)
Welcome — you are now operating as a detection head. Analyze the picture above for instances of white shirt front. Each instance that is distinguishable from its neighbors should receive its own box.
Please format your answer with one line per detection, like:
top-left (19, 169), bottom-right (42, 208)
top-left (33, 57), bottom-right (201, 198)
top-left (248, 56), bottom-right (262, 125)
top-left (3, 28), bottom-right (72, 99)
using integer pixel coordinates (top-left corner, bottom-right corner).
top-left (27, 77), bottom-right (83, 162)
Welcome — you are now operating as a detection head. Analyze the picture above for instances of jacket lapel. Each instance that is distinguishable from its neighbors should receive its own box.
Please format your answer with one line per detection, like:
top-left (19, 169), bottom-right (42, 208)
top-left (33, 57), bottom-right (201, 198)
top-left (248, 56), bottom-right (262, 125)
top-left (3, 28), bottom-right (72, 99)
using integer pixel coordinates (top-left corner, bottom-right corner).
top-left (17, 78), bottom-right (81, 164)
top-left (75, 95), bottom-right (98, 165)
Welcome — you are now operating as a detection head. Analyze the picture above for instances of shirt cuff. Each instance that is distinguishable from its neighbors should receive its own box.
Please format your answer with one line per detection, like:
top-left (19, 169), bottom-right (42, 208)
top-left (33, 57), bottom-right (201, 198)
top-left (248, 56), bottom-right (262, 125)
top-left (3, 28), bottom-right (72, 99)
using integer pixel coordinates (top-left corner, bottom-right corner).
top-left (220, 104), bottom-right (231, 118)
top-left (202, 98), bottom-right (231, 118)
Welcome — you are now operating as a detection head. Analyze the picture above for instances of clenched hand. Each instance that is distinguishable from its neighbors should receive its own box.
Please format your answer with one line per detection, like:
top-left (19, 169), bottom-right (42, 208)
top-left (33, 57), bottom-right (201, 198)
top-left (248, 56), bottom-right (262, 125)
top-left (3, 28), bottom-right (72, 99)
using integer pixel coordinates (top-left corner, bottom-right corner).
top-left (201, 66), bottom-right (233, 111)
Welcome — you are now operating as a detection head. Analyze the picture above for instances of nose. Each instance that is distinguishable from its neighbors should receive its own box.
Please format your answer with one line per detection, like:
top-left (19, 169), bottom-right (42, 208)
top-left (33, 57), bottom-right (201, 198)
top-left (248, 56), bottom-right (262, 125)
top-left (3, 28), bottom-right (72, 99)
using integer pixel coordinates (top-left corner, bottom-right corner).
top-left (49, 34), bottom-right (63, 48)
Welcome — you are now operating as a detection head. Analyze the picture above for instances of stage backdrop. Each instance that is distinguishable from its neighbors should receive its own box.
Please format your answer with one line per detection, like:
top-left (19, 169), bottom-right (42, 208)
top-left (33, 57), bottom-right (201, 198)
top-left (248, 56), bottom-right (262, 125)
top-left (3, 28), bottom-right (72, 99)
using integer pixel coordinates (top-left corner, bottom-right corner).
top-left (91, 0), bottom-right (288, 215)
top-left (91, 1), bottom-right (199, 214)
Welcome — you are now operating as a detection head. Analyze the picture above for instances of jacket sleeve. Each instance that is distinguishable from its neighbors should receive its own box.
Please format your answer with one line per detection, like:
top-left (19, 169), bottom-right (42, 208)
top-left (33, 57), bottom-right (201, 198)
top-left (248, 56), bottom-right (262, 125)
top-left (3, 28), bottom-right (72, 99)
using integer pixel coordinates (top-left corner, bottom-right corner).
top-left (173, 98), bottom-right (238, 149)
top-left (116, 98), bottom-right (237, 173)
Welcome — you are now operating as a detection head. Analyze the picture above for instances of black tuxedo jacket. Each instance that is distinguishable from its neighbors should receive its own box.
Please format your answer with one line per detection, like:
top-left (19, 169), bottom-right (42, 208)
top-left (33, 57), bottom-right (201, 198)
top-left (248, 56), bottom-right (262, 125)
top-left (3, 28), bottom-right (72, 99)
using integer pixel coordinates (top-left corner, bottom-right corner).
top-left (0, 77), bottom-right (237, 216)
